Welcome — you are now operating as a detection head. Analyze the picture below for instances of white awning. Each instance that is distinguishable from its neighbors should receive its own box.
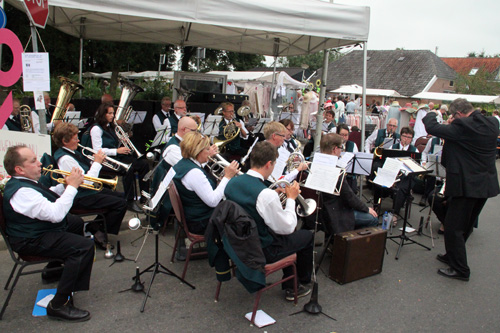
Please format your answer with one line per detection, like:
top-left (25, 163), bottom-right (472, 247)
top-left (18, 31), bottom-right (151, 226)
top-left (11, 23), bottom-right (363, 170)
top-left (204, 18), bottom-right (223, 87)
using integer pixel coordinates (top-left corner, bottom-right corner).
top-left (207, 71), bottom-right (306, 88)
top-left (331, 84), bottom-right (404, 97)
top-left (7, 0), bottom-right (370, 56)
top-left (412, 92), bottom-right (500, 104)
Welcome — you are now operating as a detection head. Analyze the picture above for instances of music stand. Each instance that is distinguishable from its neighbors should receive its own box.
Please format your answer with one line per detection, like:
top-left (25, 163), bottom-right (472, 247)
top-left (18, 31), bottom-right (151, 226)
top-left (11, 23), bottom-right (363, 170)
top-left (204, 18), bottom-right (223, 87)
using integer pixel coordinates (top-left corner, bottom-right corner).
top-left (203, 115), bottom-right (222, 137)
top-left (252, 118), bottom-right (271, 136)
top-left (346, 152), bottom-right (373, 202)
top-left (386, 162), bottom-right (431, 259)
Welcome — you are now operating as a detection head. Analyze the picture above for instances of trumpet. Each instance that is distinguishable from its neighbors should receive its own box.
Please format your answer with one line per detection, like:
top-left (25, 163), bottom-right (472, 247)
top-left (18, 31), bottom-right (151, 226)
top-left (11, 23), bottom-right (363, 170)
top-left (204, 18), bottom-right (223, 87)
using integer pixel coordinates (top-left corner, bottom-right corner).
top-left (19, 104), bottom-right (34, 132)
top-left (42, 165), bottom-right (118, 191)
top-left (78, 144), bottom-right (131, 172)
top-left (269, 179), bottom-right (317, 217)
top-left (437, 180), bottom-right (446, 198)
top-left (208, 154), bottom-right (243, 181)
top-left (115, 124), bottom-right (144, 159)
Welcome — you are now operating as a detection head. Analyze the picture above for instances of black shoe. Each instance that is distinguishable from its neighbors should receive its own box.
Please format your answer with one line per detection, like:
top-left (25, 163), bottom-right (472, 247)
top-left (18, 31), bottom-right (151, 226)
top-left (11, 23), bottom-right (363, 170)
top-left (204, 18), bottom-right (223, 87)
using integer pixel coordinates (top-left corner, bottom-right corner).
top-left (93, 231), bottom-right (112, 251)
top-left (127, 201), bottom-right (143, 213)
top-left (41, 263), bottom-right (63, 284)
top-left (418, 197), bottom-right (427, 207)
top-left (436, 254), bottom-right (449, 264)
top-left (437, 268), bottom-right (469, 281)
top-left (285, 284), bottom-right (311, 301)
top-left (438, 229), bottom-right (445, 235)
top-left (46, 301), bottom-right (91, 322)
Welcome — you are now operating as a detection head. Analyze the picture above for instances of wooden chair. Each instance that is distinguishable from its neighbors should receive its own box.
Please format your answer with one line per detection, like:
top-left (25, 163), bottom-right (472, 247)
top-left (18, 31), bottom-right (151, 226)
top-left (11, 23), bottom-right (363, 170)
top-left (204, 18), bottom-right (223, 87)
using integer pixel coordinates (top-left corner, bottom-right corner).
top-left (414, 136), bottom-right (430, 153)
top-left (348, 131), bottom-right (362, 151)
top-left (168, 183), bottom-right (207, 280)
top-left (214, 254), bottom-right (298, 325)
top-left (0, 194), bottom-right (62, 320)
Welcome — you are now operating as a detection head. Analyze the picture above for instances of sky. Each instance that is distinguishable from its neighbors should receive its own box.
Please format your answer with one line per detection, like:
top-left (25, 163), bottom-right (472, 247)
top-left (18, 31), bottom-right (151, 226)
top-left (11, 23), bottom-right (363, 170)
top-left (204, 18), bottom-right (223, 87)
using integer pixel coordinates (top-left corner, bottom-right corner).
top-left (334, 0), bottom-right (500, 57)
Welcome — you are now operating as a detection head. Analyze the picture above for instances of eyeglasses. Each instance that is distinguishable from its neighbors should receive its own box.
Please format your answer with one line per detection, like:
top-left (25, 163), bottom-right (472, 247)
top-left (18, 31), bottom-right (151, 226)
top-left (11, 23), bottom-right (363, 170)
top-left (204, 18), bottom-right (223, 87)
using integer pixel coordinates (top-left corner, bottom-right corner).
top-left (186, 127), bottom-right (198, 132)
top-left (274, 133), bottom-right (285, 138)
top-left (223, 110), bottom-right (235, 113)
top-left (387, 124), bottom-right (397, 128)
top-left (401, 135), bottom-right (413, 139)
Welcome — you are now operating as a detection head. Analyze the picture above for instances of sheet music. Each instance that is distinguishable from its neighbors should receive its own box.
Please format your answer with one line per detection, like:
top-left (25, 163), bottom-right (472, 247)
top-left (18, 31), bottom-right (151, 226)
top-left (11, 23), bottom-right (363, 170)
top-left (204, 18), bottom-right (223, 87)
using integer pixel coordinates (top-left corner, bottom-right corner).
top-left (149, 168), bottom-right (176, 209)
top-left (398, 157), bottom-right (427, 173)
top-left (352, 152), bottom-right (373, 176)
top-left (426, 154), bottom-right (446, 178)
top-left (373, 167), bottom-right (398, 187)
top-left (433, 145), bottom-right (443, 155)
top-left (337, 152), bottom-right (354, 169)
top-left (271, 147), bottom-right (290, 180)
top-left (151, 128), bottom-right (170, 147)
top-left (312, 152), bottom-right (338, 166)
top-left (128, 111), bottom-right (147, 124)
top-left (305, 163), bottom-right (341, 194)
top-left (309, 121), bottom-right (329, 131)
top-left (381, 137), bottom-right (395, 149)
top-left (253, 118), bottom-right (271, 134)
top-left (64, 111), bottom-right (81, 126)
top-left (189, 112), bottom-right (206, 124)
top-left (383, 158), bottom-right (404, 174)
top-left (203, 115), bottom-right (222, 136)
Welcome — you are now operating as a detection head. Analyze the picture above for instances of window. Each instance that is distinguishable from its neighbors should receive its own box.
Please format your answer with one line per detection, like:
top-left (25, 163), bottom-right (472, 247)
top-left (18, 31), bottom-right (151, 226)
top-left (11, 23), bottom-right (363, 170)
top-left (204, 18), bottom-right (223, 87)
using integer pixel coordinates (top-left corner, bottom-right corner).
top-left (397, 57), bottom-right (405, 61)
top-left (449, 80), bottom-right (454, 87)
top-left (469, 68), bottom-right (479, 76)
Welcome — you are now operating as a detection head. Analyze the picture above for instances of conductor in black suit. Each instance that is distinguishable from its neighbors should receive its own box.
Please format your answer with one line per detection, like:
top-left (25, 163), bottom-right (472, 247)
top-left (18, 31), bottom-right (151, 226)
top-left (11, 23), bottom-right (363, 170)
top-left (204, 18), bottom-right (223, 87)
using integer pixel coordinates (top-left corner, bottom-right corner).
top-left (423, 98), bottom-right (499, 281)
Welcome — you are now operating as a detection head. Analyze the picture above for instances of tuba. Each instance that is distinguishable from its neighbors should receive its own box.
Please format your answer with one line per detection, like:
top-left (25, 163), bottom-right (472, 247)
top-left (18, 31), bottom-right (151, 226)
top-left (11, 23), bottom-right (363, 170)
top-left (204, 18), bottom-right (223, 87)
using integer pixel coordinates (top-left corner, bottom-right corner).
top-left (269, 179), bottom-right (317, 217)
top-left (114, 79), bottom-right (145, 158)
top-left (115, 79), bottom-right (144, 123)
top-left (237, 105), bottom-right (251, 117)
top-left (19, 104), bottom-right (34, 132)
top-left (51, 76), bottom-right (84, 123)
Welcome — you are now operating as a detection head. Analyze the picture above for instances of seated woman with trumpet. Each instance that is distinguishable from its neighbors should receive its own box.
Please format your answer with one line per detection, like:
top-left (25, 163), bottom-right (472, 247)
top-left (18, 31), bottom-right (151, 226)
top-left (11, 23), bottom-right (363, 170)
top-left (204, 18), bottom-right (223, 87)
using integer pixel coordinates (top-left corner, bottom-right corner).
top-left (173, 131), bottom-right (239, 235)
top-left (216, 102), bottom-right (249, 162)
top-left (84, 102), bottom-right (149, 212)
top-left (53, 122), bottom-right (127, 249)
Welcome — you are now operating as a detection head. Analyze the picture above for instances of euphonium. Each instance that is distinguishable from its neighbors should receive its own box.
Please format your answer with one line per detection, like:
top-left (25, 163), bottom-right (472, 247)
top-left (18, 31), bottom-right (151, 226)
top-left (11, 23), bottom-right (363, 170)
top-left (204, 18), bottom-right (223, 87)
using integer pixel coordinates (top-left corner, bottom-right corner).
top-left (268, 179), bottom-right (317, 217)
top-left (286, 151), bottom-right (307, 173)
top-left (42, 165), bottom-right (118, 191)
top-left (208, 154), bottom-right (243, 181)
top-left (236, 105), bottom-right (251, 117)
top-left (19, 104), bottom-right (34, 132)
top-left (78, 144), bottom-right (131, 172)
top-left (374, 132), bottom-right (393, 158)
top-left (51, 76), bottom-right (84, 123)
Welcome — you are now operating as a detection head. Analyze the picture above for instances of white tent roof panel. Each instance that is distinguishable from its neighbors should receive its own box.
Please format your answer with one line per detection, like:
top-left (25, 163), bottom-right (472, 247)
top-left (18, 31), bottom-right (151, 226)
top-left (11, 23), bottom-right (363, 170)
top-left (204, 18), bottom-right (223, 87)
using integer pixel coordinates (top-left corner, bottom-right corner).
top-left (7, 0), bottom-right (370, 56)
top-left (331, 84), bottom-right (404, 97)
top-left (412, 92), bottom-right (500, 104)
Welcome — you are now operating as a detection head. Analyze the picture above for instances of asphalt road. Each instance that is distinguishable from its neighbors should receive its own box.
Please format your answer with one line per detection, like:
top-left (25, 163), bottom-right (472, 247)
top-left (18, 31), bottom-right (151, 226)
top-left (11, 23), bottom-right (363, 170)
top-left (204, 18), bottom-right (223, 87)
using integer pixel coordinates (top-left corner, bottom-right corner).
top-left (1, 161), bottom-right (500, 332)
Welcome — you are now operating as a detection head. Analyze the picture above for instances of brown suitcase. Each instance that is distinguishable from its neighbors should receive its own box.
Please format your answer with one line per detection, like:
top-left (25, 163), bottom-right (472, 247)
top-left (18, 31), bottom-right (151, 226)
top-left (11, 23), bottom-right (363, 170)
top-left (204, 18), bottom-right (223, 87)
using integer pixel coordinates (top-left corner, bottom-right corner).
top-left (328, 227), bottom-right (387, 284)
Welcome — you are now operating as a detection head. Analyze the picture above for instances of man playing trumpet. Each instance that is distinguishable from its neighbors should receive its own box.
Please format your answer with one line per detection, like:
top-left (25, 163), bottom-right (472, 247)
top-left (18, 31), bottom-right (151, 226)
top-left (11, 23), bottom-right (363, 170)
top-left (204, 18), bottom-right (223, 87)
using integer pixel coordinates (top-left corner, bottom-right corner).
top-left (53, 123), bottom-right (127, 249)
top-left (225, 141), bottom-right (313, 301)
top-left (3, 145), bottom-right (94, 321)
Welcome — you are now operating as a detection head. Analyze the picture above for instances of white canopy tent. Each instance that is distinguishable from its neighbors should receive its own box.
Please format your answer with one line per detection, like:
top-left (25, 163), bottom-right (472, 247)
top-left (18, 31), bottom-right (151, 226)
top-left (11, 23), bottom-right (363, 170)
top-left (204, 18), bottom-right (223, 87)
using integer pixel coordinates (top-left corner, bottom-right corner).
top-left (7, 0), bottom-right (370, 56)
top-left (207, 71), bottom-right (307, 88)
top-left (331, 84), bottom-right (405, 97)
top-left (412, 92), bottom-right (500, 104)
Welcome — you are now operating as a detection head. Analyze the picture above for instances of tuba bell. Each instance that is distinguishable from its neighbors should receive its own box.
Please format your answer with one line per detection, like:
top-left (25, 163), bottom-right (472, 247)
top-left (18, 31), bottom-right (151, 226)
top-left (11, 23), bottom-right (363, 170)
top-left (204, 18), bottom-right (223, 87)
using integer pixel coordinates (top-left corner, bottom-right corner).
top-left (237, 105), bottom-right (251, 117)
top-left (51, 76), bottom-right (84, 123)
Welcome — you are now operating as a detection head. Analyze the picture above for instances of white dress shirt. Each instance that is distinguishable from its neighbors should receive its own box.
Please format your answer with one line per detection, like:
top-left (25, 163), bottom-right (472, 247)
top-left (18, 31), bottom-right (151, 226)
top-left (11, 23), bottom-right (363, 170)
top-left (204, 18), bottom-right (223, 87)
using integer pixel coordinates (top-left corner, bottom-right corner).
top-left (152, 109), bottom-right (170, 132)
top-left (90, 125), bottom-right (118, 156)
top-left (364, 129), bottom-right (389, 153)
top-left (413, 109), bottom-right (428, 144)
top-left (57, 147), bottom-right (102, 185)
top-left (162, 134), bottom-right (183, 167)
top-left (181, 158), bottom-right (229, 208)
top-left (10, 176), bottom-right (78, 223)
top-left (31, 111), bottom-right (54, 133)
top-left (247, 170), bottom-right (297, 235)
top-left (2, 115), bottom-right (16, 131)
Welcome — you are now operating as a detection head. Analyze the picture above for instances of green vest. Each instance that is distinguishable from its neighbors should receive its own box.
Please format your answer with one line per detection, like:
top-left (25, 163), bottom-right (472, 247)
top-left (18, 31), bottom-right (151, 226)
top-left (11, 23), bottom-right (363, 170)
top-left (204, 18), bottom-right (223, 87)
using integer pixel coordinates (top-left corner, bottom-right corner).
top-left (3, 177), bottom-right (67, 238)
top-left (173, 158), bottom-right (216, 222)
top-left (5, 117), bottom-right (22, 131)
top-left (430, 137), bottom-right (442, 154)
top-left (374, 129), bottom-right (400, 148)
top-left (224, 174), bottom-right (274, 248)
top-left (168, 114), bottom-right (179, 135)
top-left (54, 148), bottom-right (95, 198)
top-left (81, 124), bottom-right (119, 150)
top-left (155, 110), bottom-right (168, 125)
top-left (345, 140), bottom-right (355, 152)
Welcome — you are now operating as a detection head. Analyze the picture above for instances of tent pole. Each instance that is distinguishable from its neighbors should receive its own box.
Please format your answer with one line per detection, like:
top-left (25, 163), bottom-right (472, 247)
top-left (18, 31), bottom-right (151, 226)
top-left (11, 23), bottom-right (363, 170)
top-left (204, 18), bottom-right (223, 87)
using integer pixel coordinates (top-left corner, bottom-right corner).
top-left (359, 42), bottom-right (368, 198)
top-left (312, 49), bottom-right (329, 155)
top-left (79, 18), bottom-right (86, 98)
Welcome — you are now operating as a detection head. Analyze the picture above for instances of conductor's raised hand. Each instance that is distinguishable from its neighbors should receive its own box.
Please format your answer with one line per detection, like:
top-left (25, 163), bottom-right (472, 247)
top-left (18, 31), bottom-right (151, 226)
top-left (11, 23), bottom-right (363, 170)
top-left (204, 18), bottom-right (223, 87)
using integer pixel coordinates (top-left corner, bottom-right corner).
top-left (224, 160), bottom-right (240, 179)
top-left (65, 167), bottom-right (84, 189)
top-left (285, 181), bottom-right (300, 201)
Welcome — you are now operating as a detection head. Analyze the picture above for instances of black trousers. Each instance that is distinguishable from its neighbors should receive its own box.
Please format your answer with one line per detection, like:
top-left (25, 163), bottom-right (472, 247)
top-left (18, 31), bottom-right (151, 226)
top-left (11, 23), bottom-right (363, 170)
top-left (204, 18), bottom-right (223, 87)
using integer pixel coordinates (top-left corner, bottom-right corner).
top-left (72, 188), bottom-right (127, 235)
top-left (9, 215), bottom-right (94, 295)
top-left (263, 230), bottom-right (314, 289)
top-left (444, 196), bottom-right (487, 277)
top-left (105, 155), bottom-right (150, 202)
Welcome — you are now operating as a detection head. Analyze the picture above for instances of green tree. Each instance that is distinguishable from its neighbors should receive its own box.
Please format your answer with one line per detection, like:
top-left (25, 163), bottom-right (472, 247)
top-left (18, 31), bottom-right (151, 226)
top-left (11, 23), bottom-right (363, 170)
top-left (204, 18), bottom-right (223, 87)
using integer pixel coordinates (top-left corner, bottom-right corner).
top-left (455, 68), bottom-right (500, 95)
top-left (277, 50), bottom-right (342, 72)
top-left (179, 47), bottom-right (264, 72)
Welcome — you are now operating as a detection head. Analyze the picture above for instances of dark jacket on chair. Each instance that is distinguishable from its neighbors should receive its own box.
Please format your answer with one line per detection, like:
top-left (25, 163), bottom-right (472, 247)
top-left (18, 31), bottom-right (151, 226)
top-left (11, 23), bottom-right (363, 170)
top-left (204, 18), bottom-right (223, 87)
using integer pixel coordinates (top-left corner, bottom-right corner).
top-left (205, 200), bottom-right (266, 293)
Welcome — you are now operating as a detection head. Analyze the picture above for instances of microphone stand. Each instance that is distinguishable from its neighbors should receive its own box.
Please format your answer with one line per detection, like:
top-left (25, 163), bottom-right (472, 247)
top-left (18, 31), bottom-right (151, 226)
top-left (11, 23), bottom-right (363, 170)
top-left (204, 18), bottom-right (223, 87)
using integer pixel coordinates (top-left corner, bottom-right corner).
top-left (290, 192), bottom-right (336, 321)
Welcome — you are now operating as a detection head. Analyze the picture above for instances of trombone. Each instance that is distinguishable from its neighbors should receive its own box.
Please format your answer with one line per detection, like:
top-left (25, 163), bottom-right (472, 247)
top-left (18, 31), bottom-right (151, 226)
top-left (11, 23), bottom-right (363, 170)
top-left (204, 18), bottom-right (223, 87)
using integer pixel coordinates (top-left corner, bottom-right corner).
top-left (19, 104), bottom-right (34, 133)
top-left (207, 154), bottom-right (243, 181)
top-left (42, 165), bottom-right (118, 191)
top-left (78, 144), bottom-right (131, 172)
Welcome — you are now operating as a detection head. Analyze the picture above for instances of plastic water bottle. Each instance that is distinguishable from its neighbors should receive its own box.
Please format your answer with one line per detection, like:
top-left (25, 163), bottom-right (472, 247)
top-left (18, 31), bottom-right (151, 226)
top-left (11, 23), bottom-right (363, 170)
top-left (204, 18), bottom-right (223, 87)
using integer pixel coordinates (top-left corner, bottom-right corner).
top-left (382, 211), bottom-right (389, 230)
